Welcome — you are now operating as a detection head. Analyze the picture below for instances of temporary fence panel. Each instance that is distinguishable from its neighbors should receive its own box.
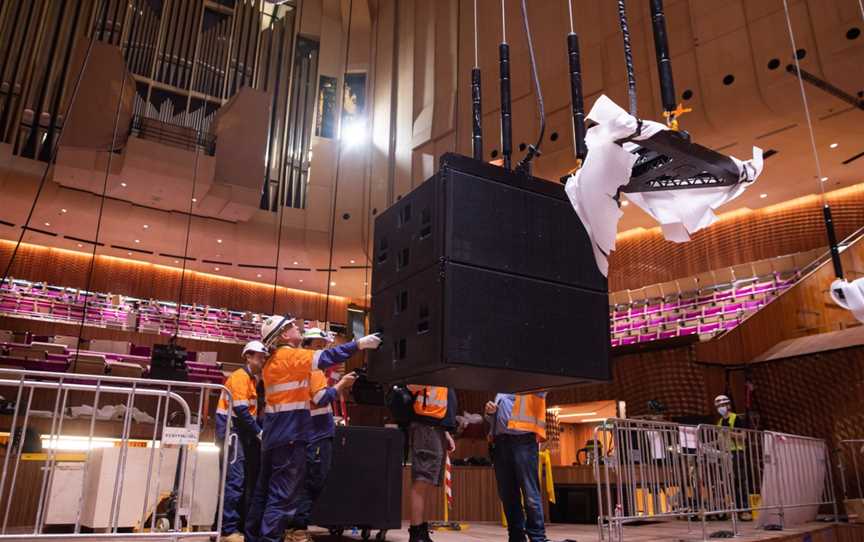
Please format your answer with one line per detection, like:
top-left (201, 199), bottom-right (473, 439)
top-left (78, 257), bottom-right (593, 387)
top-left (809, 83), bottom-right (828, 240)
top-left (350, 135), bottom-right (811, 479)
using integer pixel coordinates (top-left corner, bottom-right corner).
top-left (839, 439), bottom-right (864, 523)
top-left (596, 419), bottom-right (837, 541)
top-left (0, 368), bottom-right (231, 540)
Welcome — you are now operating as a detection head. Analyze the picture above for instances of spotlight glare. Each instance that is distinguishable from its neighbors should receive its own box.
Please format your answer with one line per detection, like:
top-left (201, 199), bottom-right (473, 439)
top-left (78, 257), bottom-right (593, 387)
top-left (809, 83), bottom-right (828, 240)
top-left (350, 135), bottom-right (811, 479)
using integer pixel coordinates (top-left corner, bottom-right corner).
top-left (341, 120), bottom-right (367, 147)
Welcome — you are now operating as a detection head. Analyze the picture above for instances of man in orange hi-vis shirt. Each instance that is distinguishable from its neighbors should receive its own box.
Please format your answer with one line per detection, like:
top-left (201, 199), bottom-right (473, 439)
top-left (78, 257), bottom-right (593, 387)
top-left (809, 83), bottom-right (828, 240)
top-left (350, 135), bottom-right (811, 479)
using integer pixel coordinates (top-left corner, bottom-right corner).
top-left (215, 340), bottom-right (268, 542)
top-left (245, 314), bottom-right (381, 542)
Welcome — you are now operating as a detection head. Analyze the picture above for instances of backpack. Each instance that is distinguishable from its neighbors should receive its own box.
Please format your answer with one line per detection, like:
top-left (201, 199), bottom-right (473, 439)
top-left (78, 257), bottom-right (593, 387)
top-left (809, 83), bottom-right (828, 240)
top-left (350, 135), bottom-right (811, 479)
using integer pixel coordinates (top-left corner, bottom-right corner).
top-left (386, 384), bottom-right (417, 425)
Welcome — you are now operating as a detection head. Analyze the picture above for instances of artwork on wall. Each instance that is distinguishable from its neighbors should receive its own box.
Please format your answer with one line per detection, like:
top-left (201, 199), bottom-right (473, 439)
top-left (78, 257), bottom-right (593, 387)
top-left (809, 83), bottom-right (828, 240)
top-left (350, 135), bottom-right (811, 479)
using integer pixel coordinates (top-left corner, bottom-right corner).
top-left (315, 75), bottom-right (338, 138)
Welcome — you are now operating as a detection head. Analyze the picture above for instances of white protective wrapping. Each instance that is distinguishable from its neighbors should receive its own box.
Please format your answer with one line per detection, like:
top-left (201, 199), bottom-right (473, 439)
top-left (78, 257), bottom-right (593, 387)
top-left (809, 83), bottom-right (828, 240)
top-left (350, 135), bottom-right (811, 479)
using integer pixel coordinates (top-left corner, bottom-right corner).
top-left (565, 95), bottom-right (764, 276)
top-left (830, 277), bottom-right (864, 323)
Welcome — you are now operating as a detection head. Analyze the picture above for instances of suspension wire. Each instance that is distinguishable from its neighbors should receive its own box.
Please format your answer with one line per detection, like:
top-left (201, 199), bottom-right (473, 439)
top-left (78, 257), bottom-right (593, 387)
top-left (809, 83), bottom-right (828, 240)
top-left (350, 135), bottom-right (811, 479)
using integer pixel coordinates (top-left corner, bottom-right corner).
top-left (74, 61), bottom-right (130, 361)
top-left (514, 0), bottom-right (545, 173)
top-left (271, 0), bottom-right (305, 314)
top-left (782, 0), bottom-right (843, 280)
top-left (172, 145), bottom-right (200, 340)
top-left (323, 0), bottom-right (354, 328)
top-left (567, 0), bottom-right (574, 34)
top-left (859, 0), bottom-right (864, 22)
top-left (781, 0), bottom-right (826, 199)
top-left (362, 0), bottom-right (384, 311)
top-left (501, 0), bottom-right (507, 43)
top-left (617, 0), bottom-right (638, 116)
top-left (474, 0), bottom-right (480, 68)
top-left (0, 3), bottom-right (104, 290)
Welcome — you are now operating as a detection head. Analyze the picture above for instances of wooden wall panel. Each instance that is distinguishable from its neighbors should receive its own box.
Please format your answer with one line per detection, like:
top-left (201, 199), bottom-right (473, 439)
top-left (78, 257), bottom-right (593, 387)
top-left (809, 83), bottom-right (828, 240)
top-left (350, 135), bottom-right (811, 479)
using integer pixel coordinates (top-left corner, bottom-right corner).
top-left (0, 241), bottom-right (349, 322)
top-left (609, 184), bottom-right (864, 291)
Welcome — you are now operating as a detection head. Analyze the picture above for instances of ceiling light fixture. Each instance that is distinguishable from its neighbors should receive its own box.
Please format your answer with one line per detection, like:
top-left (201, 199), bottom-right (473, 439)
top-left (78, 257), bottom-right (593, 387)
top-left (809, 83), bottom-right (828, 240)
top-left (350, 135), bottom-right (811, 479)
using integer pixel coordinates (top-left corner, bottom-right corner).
top-left (127, 252), bottom-right (132, 256)
top-left (621, 200), bottom-right (629, 207)
top-left (134, 239), bottom-right (140, 243)
top-left (120, 182), bottom-right (127, 187)
top-left (330, 282), bottom-right (336, 286)
top-left (820, 176), bottom-right (828, 182)
top-left (293, 261), bottom-right (299, 265)
top-left (214, 267), bottom-right (220, 271)
top-left (191, 197), bottom-right (197, 203)
top-left (174, 260), bottom-right (180, 264)
top-left (349, 259), bottom-right (355, 264)
top-left (256, 273), bottom-right (262, 278)
top-left (61, 208), bottom-right (67, 213)
top-left (143, 224), bottom-right (149, 229)
top-left (299, 279), bottom-right (304, 283)
top-left (44, 222), bottom-right (50, 226)
top-left (829, 143), bottom-right (838, 149)
top-left (77, 243), bottom-right (83, 248)
top-left (558, 412), bottom-right (599, 418)
top-left (759, 193), bottom-right (767, 199)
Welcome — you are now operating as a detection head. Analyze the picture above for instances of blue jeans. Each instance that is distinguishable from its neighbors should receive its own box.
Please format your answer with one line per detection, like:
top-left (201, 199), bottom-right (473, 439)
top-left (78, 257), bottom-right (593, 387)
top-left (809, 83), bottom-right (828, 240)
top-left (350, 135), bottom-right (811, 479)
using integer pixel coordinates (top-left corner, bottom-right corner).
top-left (293, 437), bottom-right (334, 528)
top-left (245, 442), bottom-right (306, 542)
top-left (493, 433), bottom-right (545, 542)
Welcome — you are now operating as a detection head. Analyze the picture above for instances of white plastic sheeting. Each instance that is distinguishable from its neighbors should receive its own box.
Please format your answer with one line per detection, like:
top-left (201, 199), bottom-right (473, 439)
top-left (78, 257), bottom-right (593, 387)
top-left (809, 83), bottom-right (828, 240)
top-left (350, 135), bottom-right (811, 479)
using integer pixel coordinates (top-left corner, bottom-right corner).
top-left (565, 95), bottom-right (764, 276)
top-left (830, 277), bottom-right (864, 323)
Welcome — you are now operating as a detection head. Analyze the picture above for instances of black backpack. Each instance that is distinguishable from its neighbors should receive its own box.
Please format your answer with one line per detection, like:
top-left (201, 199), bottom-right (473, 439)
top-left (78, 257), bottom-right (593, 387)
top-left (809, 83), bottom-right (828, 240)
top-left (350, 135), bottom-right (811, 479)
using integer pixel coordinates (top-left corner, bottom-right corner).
top-left (386, 385), bottom-right (417, 425)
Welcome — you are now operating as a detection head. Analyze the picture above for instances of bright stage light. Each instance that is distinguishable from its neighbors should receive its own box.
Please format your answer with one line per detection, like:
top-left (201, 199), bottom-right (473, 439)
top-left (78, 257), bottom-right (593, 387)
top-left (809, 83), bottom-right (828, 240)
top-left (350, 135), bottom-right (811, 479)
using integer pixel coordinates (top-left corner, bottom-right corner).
top-left (341, 120), bottom-right (367, 147)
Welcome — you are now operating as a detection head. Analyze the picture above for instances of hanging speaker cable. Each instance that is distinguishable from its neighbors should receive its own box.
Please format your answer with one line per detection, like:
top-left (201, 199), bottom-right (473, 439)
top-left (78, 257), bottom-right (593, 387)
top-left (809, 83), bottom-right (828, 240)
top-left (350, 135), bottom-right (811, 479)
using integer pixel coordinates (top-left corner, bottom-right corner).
top-left (323, 0), bottom-right (354, 328)
top-left (271, 0), bottom-right (306, 314)
top-left (74, 63), bottom-right (131, 362)
top-left (617, 0), bottom-right (638, 117)
top-left (0, 7), bottom-right (103, 289)
top-left (781, 0), bottom-right (843, 279)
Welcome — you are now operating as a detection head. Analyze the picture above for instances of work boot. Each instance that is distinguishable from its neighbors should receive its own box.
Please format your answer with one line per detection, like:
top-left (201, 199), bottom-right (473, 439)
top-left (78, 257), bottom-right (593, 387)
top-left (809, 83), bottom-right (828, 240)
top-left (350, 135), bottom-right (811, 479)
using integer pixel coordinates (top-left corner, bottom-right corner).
top-left (220, 533), bottom-right (244, 542)
top-left (408, 523), bottom-right (434, 542)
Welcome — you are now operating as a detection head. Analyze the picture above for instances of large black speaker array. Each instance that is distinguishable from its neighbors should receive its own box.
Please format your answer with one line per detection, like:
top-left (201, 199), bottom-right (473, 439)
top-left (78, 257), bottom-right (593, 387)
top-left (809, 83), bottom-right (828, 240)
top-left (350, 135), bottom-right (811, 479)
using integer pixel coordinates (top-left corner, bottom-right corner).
top-left (369, 154), bottom-right (610, 392)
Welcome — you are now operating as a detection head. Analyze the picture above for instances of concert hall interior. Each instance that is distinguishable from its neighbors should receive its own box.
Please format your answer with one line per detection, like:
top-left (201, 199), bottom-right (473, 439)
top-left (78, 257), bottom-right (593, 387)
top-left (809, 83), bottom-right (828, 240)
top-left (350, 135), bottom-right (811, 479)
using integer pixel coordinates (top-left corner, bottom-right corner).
top-left (0, 0), bottom-right (863, 541)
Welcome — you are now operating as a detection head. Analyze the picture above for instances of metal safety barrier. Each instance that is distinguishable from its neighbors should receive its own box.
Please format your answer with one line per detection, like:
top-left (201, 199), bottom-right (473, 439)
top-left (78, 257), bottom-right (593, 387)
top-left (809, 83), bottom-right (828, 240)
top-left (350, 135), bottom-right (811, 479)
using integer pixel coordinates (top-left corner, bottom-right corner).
top-left (839, 439), bottom-right (864, 522)
top-left (0, 368), bottom-right (232, 540)
top-left (594, 418), bottom-right (837, 542)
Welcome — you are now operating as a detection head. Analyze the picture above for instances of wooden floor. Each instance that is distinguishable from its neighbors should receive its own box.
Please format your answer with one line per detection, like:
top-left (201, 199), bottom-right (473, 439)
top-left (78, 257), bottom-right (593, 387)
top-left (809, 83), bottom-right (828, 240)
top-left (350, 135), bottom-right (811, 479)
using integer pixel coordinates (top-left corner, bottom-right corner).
top-left (2, 522), bottom-right (861, 541)
top-left (309, 520), bottom-right (863, 542)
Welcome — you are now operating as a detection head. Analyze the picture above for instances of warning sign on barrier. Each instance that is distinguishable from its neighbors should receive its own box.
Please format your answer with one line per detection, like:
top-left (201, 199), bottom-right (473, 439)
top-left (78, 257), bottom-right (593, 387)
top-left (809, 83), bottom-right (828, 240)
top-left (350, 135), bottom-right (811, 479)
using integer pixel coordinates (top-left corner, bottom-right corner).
top-left (162, 425), bottom-right (200, 445)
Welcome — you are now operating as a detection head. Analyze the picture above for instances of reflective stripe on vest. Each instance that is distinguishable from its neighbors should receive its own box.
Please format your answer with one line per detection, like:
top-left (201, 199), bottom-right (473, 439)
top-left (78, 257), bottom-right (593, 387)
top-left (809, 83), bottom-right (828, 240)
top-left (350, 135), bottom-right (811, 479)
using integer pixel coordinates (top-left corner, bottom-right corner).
top-left (265, 401), bottom-right (308, 413)
top-left (508, 393), bottom-right (547, 440)
top-left (410, 385), bottom-right (447, 419)
top-left (311, 405), bottom-right (332, 417)
top-left (266, 380), bottom-right (309, 395)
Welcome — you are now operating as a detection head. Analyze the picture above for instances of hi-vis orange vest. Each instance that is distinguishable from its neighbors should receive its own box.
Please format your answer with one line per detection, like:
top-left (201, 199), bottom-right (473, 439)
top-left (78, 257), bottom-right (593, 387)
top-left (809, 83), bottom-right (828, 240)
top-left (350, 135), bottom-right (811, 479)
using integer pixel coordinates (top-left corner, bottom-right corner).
top-left (407, 385), bottom-right (448, 419)
top-left (262, 346), bottom-right (314, 414)
top-left (217, 368), bottom-right (258, 417)
top-left (309, 370), bottom-right (332, 417)
top-left (508, 393), bottom-right (547, 440)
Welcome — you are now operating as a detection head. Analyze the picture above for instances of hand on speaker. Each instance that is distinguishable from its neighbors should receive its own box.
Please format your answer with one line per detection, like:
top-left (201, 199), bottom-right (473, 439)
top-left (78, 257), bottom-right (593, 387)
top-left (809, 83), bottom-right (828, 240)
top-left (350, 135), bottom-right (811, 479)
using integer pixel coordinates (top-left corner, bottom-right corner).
top-left (357, 334), bottom-right (382, 350)
top-left (484, 401), bottom-right (498, 415)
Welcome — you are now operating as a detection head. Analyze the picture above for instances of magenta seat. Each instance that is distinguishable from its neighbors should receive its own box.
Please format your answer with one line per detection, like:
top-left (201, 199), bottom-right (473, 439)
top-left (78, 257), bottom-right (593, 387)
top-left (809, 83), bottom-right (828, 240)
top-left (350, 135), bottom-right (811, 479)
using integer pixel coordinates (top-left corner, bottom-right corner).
top-left (722, 319), bottom-right (738, 330)
top-left (715, 290), bottom-right (733, 301)
top-left (703, 306), bottom-right (722, 317)
top-left (659, 330), bottom-right (677, 339)
top-left (610, 338), bottom-right (621, 347)
top-left (679, 325), bottom-right (698, 336)
top-left (684, 310), bottom-right (701, 320)
top-left (743, 300), bottom-right (762, 311)
top-left (638, 333), bottom-right (658, 343)
top-left (648, 316), bottom-right (664, 326)
top-left (620, 336), bottom-right (637, 346)
top-left (699, 323), bottom-right (720, 334)
top-left (722, 303), bottom-right (742, 314)
top-left (613, 323), bottom-right (630, 333)
top-left (645, 304), bottom-right (662, 315)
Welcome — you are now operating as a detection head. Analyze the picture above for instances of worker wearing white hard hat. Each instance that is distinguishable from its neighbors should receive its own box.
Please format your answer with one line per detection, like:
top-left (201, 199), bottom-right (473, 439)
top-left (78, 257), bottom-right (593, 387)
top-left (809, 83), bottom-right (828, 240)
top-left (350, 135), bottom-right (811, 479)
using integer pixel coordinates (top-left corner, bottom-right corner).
top-left (714, 394), bottom-right (753, 522)
top-left (246, 314), bottom-right (382, 542)
top-left (216, 340), bottom-right (269, 542)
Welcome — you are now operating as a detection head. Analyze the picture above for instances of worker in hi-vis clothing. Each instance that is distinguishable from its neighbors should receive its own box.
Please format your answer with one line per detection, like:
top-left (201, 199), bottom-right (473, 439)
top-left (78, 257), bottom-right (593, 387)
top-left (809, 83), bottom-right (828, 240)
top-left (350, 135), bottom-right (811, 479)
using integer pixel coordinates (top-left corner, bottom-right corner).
top-left (245, 314), bottom-right (381, 542)
top-left (485, 392), bottom-right (548, 542)
top-left (715, 394), bottom-right (753, 521)
top-left (215, 340), bottom-right (268, 542)
top-left (289, 328), bottom-right (358, 541)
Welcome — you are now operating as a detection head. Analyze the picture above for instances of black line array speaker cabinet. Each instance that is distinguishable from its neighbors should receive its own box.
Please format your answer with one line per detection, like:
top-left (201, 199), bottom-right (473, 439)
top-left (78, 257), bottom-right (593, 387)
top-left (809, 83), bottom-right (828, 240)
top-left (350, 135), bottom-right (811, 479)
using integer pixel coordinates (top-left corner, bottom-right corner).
top-left (369, 154), bottom-right (611, 392)
top-left (310, 426), bottom-right (403, 531)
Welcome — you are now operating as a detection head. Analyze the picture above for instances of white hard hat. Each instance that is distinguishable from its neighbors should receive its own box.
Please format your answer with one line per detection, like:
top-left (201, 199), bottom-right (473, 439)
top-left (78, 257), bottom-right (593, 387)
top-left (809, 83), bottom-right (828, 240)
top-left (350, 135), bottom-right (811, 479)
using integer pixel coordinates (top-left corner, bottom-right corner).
top-left (261, 314), bottom-right (296, 346)
top-left (714, 394), bottom-right (731, 406)
top-left (242, 340), bottom-right (268, 356)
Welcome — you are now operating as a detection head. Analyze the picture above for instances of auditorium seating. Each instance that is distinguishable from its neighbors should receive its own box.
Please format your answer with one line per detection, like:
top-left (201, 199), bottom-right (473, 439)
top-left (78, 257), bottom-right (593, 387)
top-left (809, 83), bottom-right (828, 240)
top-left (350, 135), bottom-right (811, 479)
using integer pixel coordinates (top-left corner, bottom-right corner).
top-left (608, 248), bottom-right (824, 347)
top-left (0, 332), bottom-right (225, 384)
top-left (0, 279), bottom-right (300, 347)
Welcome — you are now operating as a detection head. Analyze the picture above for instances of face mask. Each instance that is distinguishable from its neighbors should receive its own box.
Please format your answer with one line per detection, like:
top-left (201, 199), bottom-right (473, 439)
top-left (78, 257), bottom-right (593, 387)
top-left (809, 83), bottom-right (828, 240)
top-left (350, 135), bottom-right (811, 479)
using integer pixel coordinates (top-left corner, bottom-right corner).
top-left (717, 406), bottom-right (729, 416)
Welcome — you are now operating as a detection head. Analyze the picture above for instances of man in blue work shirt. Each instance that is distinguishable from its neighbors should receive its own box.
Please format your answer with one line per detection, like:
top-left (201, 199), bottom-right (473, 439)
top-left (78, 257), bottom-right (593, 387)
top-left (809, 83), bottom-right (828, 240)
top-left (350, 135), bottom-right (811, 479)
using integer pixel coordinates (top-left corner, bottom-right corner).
top-left (485, 393), bottom-right (548, 542)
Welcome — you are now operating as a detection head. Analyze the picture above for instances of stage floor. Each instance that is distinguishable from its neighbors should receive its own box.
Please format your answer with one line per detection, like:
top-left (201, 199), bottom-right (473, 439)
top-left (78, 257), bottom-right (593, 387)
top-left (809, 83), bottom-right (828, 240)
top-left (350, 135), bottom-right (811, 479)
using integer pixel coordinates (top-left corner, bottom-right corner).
top-left (2, 521), bottom-right (858, 541)
top-left (310, 520), bottom-right (857, 542)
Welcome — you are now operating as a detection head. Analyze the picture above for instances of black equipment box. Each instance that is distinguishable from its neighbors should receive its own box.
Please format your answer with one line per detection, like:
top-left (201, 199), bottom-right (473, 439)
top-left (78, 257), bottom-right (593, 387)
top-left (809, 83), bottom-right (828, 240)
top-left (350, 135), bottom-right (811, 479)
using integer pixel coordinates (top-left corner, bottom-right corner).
top-left (310, 426), bottom-right (403, 531)
top-left (370, 154), bottom-right (610, 392)
top-left (149, 343), bottom-right (188, 381)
